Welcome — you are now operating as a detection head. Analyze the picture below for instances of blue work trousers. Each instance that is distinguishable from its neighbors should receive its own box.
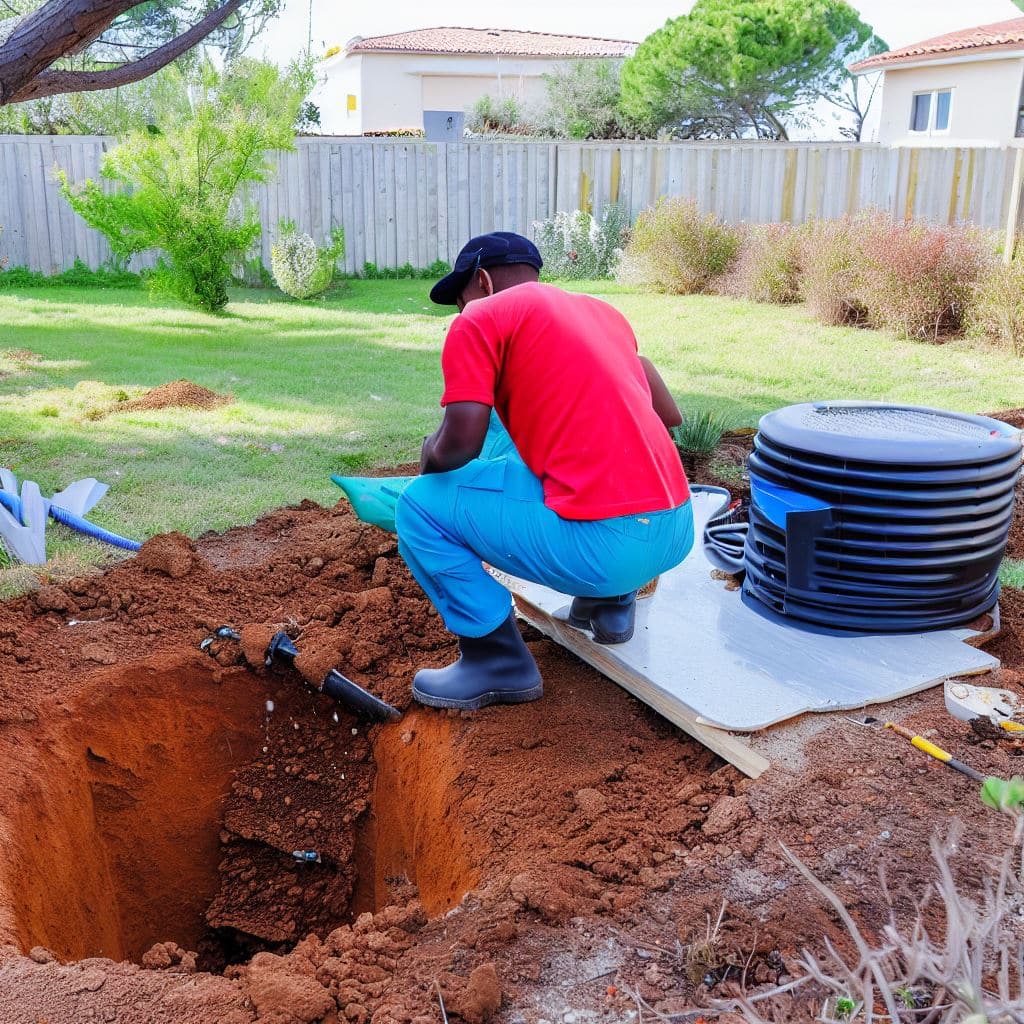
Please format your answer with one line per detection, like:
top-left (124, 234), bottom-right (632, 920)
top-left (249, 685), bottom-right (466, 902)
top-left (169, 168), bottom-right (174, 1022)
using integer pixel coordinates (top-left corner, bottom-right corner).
top-left (395, 415), bottom-right (694, 638)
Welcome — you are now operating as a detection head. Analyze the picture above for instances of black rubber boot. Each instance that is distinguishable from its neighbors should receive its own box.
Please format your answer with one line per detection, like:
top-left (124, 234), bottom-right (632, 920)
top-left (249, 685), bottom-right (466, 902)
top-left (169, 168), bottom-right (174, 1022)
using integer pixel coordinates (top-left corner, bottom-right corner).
top-left (568, 592), bottom-right (638, 644)
top-left (412, 611), bottom-right (543, 710)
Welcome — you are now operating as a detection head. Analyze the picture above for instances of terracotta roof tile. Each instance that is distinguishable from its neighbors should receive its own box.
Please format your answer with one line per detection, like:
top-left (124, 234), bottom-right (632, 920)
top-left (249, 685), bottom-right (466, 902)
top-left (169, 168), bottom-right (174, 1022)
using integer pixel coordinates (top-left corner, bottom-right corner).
top-left (851, 16), bottom-right (1024, 72)
top-left (344, 27), bottom-right (636, 58)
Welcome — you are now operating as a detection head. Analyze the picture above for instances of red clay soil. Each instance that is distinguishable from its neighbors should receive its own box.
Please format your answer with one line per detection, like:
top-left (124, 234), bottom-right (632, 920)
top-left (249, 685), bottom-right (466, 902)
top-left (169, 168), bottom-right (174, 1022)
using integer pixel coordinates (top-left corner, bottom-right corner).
top-left (116, 379), bottom-right (231, 413)
top-left (990, 409), bottom-right (1024, 560)
top-left (0, 497), bottom-right (1023, 1023)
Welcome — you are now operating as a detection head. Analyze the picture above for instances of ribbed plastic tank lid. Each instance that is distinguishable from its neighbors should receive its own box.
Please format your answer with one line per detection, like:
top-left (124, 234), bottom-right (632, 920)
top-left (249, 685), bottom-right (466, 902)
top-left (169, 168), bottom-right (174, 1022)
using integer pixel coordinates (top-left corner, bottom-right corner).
top-left (759, 402), bottom-right (1022, 464)
top-left (803, 405), bottom-right (994, 441)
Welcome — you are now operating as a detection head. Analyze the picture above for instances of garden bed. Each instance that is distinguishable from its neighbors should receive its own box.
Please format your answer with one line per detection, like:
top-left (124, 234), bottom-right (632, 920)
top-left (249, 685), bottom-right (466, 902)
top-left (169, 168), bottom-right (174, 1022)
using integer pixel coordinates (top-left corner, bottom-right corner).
top-left (0, 431), bottom-right (1023, 1021)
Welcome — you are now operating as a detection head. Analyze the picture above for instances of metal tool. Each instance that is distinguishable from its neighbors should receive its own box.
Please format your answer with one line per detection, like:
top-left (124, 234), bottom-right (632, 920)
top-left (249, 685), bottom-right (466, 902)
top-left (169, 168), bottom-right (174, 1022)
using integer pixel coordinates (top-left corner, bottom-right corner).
top-left (200, 626), bottom-right (401, 722)
top-left (944, 681), bottom-right (1024, 732)
top-left (885, 722), bottom-right (987, 782)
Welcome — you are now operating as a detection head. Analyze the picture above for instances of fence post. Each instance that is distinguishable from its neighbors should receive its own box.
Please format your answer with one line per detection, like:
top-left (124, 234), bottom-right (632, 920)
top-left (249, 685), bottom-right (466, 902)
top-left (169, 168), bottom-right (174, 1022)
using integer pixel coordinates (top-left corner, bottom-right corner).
top-left (1003, 146), bottom-right (1024, 264)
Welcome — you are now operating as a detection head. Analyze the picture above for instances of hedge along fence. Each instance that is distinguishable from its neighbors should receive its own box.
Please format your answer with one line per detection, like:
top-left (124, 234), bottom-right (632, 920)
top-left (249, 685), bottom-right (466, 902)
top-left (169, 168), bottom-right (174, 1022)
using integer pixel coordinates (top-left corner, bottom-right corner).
top-left (3, 135), bottom-right (1024, 275)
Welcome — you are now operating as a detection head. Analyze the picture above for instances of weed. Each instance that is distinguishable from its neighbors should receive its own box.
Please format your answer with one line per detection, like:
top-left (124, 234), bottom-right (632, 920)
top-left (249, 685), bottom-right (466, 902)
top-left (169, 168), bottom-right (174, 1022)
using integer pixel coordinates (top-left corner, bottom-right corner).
top-left (719, 821), bottom-right (1024, 1023)
top-left (673, 411), bottom-right (731, 459)
top-left (38, 405), bottom-right (58, 418)
top-left (685, 901), bottom-right (728, 986)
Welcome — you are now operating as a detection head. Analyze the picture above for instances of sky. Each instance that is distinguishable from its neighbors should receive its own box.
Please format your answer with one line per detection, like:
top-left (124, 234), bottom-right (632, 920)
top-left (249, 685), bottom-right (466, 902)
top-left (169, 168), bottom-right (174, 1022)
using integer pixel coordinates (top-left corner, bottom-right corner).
top-left (257, 0), bottom-right (1023, 65)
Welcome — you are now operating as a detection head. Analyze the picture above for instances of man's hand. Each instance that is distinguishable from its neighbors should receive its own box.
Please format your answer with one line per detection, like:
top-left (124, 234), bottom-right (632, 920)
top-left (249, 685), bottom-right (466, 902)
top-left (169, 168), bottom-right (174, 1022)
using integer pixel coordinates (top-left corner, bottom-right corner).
top-left (639, 357), bottom-right (683, 429)
top-left (420, 401), bottom-right (492, 474)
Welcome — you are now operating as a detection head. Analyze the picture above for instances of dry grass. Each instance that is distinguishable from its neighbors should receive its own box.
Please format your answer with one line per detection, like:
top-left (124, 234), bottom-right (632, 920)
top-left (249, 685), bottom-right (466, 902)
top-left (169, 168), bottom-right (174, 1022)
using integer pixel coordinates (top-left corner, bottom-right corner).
top-left (717, 820), bottom-right (1024, 1023)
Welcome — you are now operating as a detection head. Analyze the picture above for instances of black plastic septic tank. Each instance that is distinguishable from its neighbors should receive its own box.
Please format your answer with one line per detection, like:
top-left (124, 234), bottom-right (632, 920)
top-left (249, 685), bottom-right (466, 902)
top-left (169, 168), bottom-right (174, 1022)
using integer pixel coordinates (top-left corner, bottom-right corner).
top-left (743, 402), bottom-right (1023, 632)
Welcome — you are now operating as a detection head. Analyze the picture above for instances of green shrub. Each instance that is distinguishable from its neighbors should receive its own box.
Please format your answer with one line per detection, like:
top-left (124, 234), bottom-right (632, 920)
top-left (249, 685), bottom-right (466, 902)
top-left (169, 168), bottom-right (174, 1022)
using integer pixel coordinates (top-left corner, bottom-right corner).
top-left (271, 221), bottom-right (345, 299)
top-left (969, 255), bottom-right (1024, 355)
top-left (796, 217), bottom-right (868, 326)
top-left (533, 204), bottom-right (627, 280)
top-left (538, 59), bottom-right (632, 139)
top-left (467, 94), bottom-right (526, 135)
top-left (0, 260), bottom-right (141, 290)
top-left (798, 214), bottom-right (993, 339)
top-left (356, 260), bottom-right (451, 280)
top-left (855, 216), bottom-right (992, 340)
top-left (720, 223), bottom-right (802, 304)
top-left (58, 59), bottom-right (311, 312)
top-left (616, 197), bottom-right (740, 294)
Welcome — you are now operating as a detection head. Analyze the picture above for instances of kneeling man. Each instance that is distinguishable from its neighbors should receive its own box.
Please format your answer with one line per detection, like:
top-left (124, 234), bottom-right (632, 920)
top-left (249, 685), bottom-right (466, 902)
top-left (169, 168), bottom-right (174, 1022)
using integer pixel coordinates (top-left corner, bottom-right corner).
top-left (397, 232), bottom-right (693, 710)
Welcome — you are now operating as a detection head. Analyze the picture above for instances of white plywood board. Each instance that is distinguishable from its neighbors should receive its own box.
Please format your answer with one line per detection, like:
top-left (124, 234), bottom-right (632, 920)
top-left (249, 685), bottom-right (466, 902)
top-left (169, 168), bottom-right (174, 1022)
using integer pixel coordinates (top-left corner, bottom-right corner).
top-left (495, 491), bottom-right (999, 736)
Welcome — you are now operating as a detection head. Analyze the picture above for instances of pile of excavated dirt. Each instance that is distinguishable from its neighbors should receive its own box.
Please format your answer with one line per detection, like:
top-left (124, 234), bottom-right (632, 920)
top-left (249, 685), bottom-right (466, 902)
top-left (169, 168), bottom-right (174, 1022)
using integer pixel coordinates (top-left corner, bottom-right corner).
top-left (1, 489), bottom-right (1023, 1022)
top-left (115, 379), bottom-right (231, 414)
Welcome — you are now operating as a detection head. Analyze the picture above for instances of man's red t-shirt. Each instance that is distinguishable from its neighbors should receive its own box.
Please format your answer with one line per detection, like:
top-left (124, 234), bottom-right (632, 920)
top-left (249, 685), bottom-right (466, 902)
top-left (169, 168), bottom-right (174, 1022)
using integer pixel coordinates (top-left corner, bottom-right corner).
top-left (440, 281), bottom-right (691, 521)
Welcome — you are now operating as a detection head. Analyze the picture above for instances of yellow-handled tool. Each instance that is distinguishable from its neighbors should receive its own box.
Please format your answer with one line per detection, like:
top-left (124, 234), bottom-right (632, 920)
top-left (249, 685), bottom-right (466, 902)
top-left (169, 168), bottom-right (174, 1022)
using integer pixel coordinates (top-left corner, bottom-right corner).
top-left (885, 722), bottom-right (987, 783)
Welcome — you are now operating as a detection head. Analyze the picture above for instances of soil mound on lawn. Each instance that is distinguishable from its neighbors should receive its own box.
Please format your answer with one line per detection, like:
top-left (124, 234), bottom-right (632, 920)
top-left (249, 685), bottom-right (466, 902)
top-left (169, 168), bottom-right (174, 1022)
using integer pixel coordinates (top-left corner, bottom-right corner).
top-left (0, 498), bottom-right (1022, 1023)
top-left (117, 379), bottom-right (231, 413)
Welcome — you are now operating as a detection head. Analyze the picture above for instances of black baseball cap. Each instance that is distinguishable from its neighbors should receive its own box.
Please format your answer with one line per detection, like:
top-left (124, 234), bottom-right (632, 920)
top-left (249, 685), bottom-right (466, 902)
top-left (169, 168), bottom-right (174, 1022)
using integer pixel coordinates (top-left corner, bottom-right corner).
top-left (429, 231), bottom-right (543, 305)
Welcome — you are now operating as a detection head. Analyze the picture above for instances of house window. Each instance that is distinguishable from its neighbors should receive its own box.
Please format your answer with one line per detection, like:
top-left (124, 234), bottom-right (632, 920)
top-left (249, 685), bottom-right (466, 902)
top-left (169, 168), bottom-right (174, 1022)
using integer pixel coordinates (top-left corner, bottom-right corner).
top-left (910, 89), bottom-right (951, 134)
top-left (347, 94), bottom-right (357, 113)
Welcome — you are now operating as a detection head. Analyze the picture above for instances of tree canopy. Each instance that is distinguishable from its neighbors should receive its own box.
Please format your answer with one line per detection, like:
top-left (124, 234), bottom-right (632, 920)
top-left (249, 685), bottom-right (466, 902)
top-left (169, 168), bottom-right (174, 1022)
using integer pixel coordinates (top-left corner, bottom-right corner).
top-left (619, 0), bottom-right (885, 140)
top-left (0, 0), bottom-right (280, 106)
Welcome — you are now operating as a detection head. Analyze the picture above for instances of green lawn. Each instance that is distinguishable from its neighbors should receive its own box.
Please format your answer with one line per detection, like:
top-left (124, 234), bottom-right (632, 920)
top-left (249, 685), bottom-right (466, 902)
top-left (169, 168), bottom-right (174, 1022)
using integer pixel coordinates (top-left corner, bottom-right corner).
top-left (1, 278), bottom-right (1023, 594)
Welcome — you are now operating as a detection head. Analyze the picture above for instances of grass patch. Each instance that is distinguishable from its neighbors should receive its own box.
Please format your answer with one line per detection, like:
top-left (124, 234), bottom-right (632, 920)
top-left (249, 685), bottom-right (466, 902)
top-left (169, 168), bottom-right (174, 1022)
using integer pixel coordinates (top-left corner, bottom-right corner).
top-left (0, 278), bottom-right (1022, 593)
top-left (1000, 559), bottom-right (1024, 590)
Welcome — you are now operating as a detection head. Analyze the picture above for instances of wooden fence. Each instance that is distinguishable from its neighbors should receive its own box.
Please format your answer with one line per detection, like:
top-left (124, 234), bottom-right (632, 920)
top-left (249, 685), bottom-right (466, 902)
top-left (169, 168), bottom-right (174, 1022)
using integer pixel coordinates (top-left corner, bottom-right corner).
top-left (2, 135), bottom-right (1024, 274)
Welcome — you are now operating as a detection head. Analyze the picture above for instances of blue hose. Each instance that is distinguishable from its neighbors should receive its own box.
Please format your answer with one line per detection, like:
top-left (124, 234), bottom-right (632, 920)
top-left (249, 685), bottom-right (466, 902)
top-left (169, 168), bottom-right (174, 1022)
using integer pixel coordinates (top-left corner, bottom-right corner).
top-left (0, 490), bottom-right (141, 552)
top-left (49, 504), bottom-right (141, 551)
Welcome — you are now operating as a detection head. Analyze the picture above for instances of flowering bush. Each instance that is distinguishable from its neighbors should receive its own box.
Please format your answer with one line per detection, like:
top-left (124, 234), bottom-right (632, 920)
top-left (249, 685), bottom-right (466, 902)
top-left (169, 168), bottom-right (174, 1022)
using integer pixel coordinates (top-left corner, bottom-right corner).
top-left (616, 197), bottom-right (740, 294)
top-left (532, 204), bottom-right (627, 279)
top-left (271, 223), bottom-right (345, 300)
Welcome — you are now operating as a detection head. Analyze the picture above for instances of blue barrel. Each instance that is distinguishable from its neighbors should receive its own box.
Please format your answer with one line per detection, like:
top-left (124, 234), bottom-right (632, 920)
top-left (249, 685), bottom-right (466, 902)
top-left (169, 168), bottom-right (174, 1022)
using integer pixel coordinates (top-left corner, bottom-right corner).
top-left (743, 402), bottom-right (1022, 632)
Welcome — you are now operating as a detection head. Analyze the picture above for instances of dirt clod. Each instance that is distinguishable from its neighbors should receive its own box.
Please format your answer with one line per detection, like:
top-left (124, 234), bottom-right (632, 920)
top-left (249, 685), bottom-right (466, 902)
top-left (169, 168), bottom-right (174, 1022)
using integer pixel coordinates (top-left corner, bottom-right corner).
top-left (135, 532), bottom-right (206, 578)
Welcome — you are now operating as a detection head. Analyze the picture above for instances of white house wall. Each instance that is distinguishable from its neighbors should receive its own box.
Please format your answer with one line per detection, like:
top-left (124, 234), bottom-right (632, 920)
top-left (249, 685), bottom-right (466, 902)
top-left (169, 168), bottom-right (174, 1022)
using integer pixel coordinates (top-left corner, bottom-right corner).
top-left (317, 54), bottom-right (363, 135)
top-left (319, 51), bottom-right (597, 134)
top-left (875, 57), bottom-right (1024, 146)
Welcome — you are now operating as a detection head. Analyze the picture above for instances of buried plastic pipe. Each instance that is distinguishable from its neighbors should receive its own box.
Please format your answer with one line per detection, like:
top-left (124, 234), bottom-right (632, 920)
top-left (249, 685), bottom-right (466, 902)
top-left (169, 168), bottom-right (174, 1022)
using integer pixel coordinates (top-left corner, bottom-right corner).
top-left (0, 490), bottom-right (141, 552)
top-left (266, 631), bottom-right (401, 722)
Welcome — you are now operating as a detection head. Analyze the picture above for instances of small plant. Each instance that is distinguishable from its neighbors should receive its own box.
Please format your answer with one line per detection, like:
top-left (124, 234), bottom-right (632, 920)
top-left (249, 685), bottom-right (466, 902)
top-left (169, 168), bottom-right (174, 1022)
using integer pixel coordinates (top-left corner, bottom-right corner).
top-left (270, 221), bottom-right (345, 300)
top-left (616, 197), bottom-right (740, 294)
top-left (673, 410), bottom-right (730, 460)
top-left (721, 223), bottom-right (802, 304)
top-left (38, 405), bottom-right (58, 418)
top-left (532, 204), bottom-right (627, 280)
top-left (969, 255), bottom-right (1024, 356)
top-left (833, 995), bottom-right (857, 1019)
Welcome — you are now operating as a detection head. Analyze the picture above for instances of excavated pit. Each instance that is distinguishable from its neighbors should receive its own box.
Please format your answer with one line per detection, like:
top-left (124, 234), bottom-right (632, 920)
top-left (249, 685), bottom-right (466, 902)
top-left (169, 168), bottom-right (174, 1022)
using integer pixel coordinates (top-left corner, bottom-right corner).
top-left (0, 657), bottom-right (479, 970)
